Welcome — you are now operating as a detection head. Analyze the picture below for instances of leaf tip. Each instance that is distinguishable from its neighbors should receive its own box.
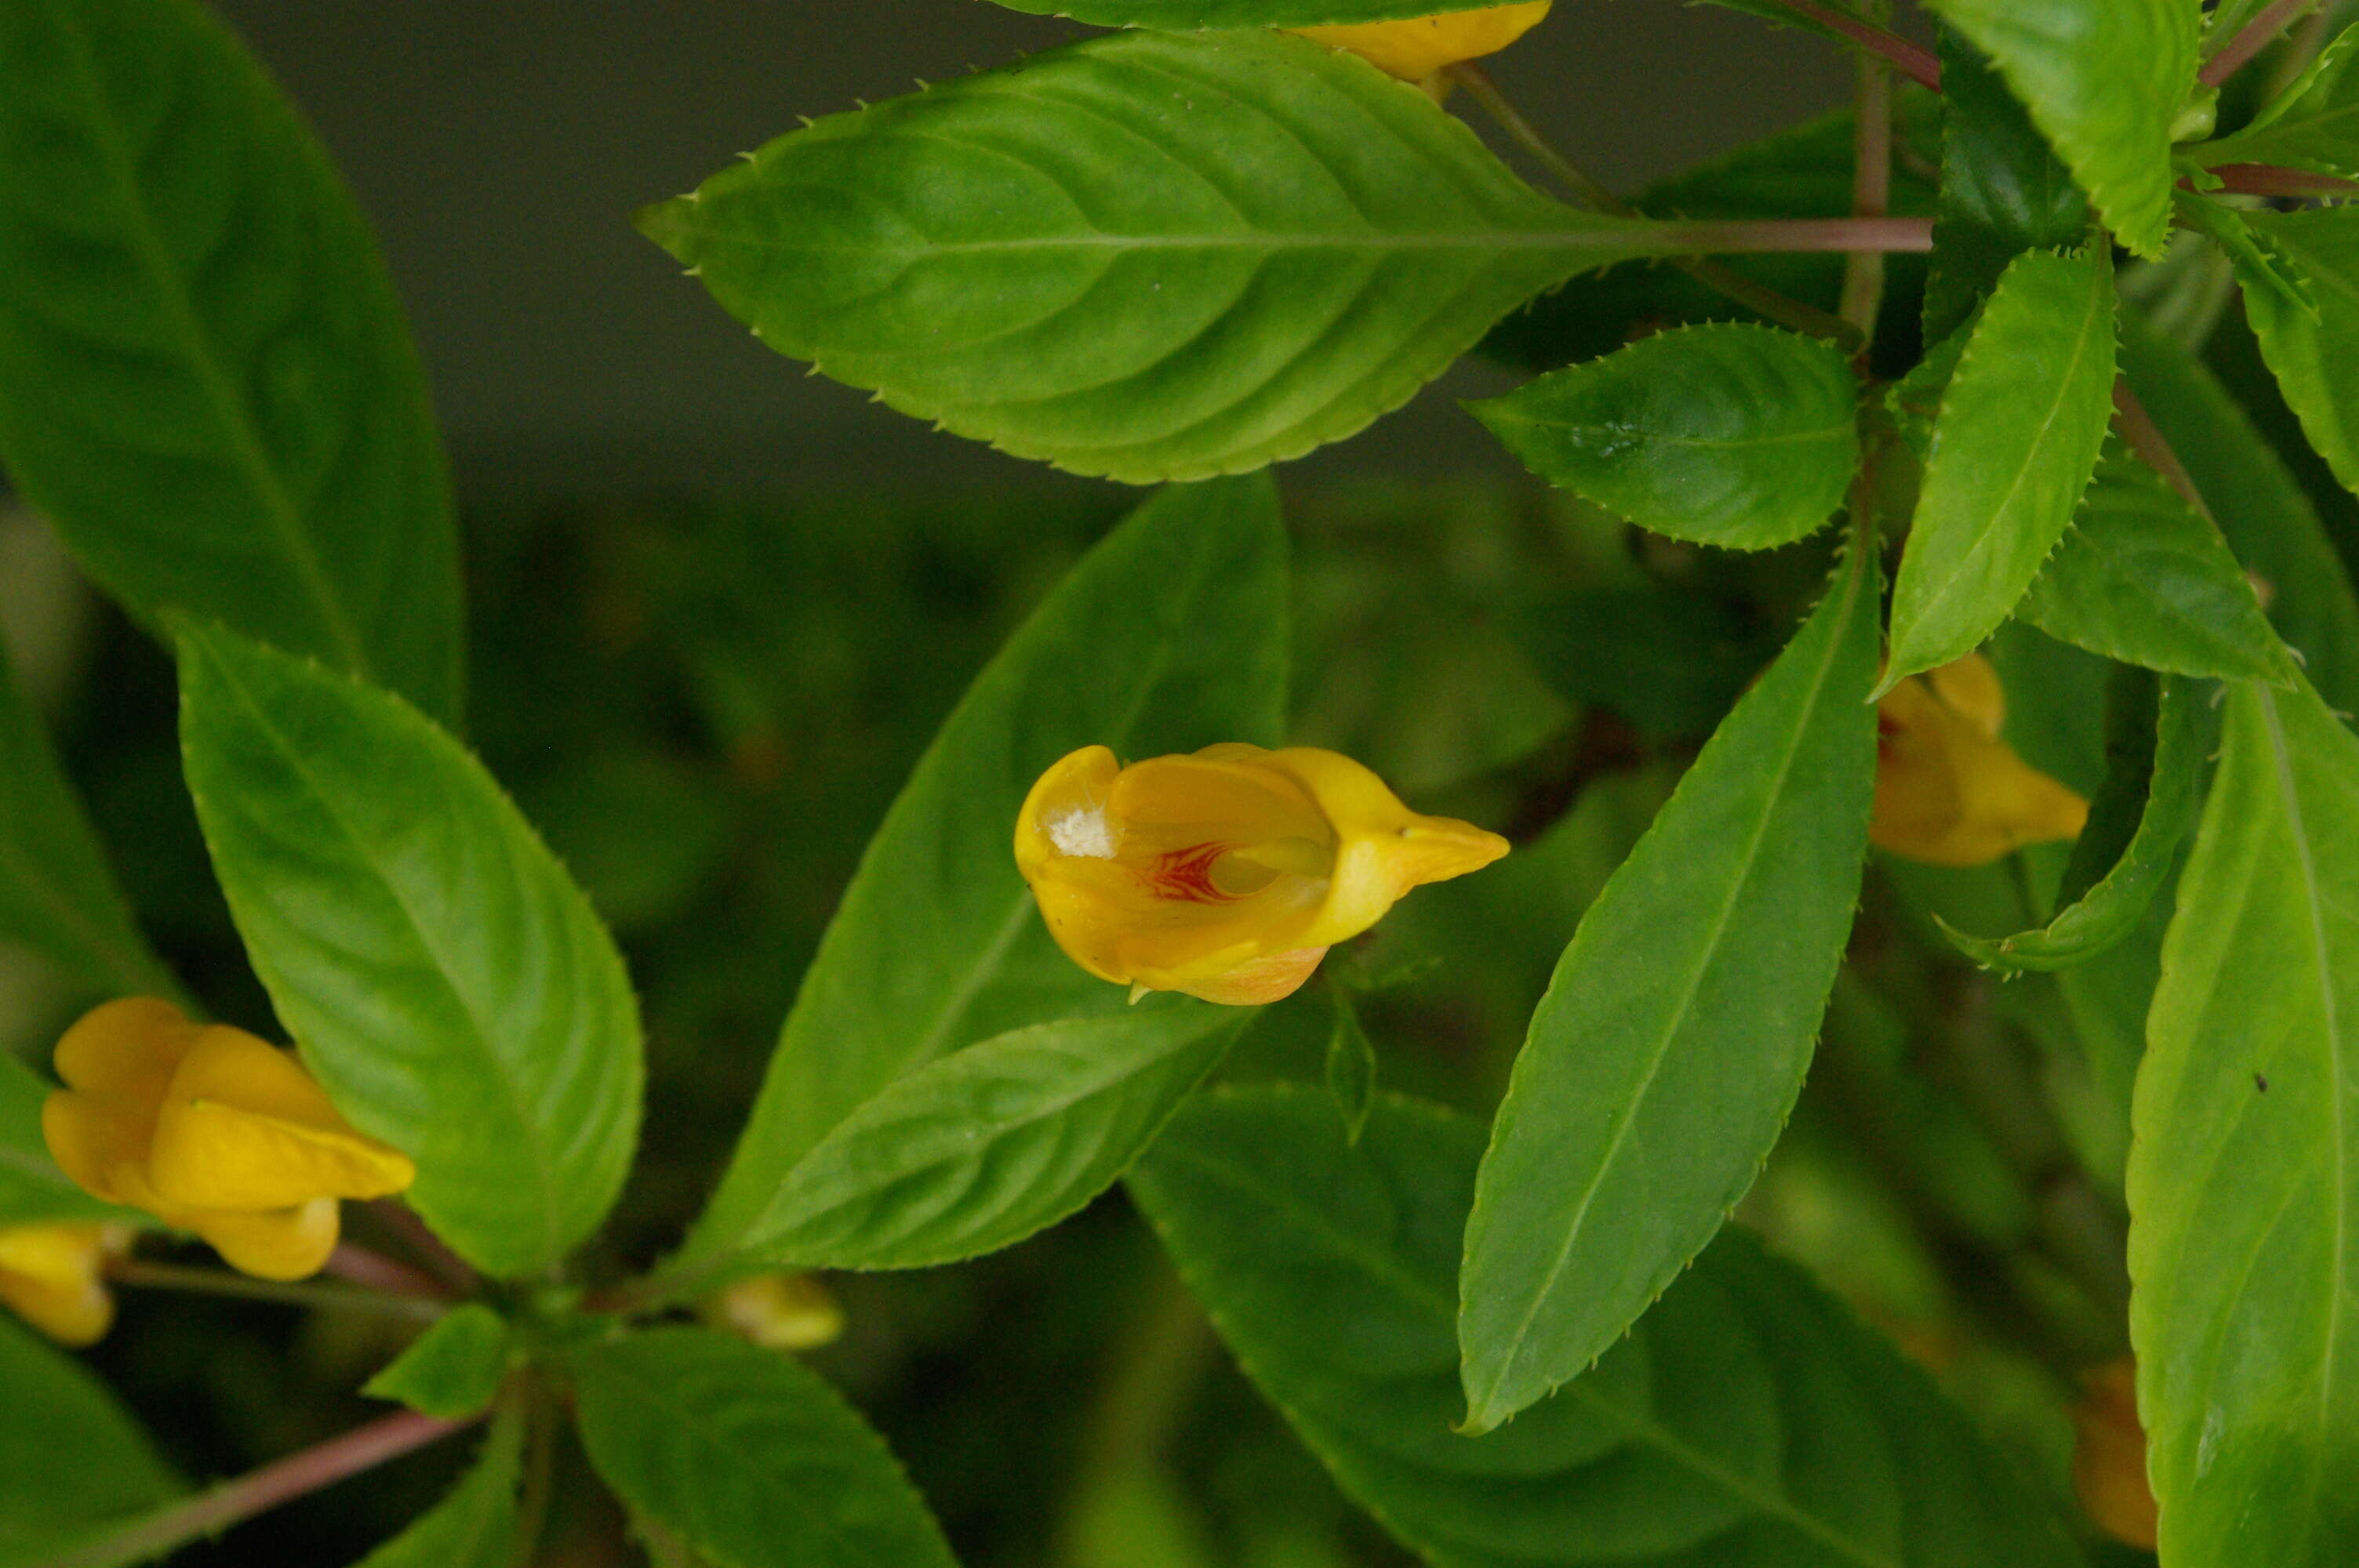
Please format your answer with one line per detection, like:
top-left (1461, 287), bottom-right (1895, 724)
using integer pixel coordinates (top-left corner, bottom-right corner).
top-left (633, 197), bottom-right (700, 262)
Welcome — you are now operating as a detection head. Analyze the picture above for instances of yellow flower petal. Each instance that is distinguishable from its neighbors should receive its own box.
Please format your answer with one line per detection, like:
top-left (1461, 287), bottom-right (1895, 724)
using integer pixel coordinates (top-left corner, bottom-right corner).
top-left (1870, 655), bottom-right (2087, 867)
top-left (52, 998), bottom-right (201, 1098)
top-left (0, 1225), bottom-right (115, 1347)
top-left (1016, 742), bottom-right (1506, 1004)
top-left (41, 1088), bottom-right (155, 1207)
top-left (147, 1028), bottom-right (414, 1210)
top-left (191, 1198), bottom-right (342, 1283)
top-left (1289, 1), bottom-right (1553, 87)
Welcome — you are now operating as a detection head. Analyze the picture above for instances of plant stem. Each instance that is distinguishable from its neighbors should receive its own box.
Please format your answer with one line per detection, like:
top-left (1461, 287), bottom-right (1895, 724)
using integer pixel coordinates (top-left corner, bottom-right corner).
top-left (1445, 63), bottom-right (1863, 347)
top-left (2111, 379), bottom-right (2215, 519)
top-left (365, 1199), bottom-right (481, 1294)
top-left (1839, 42), bottom-right (1894, 343)
top-left (1773, 0), bottom-right (1943, 92)
top-left (2201, 162), bottom-right (2359, 198)
top-left (109, 1259), bottom-right (447, 1322)
top-left (324, 1242), bottom-right (456, 1300)
top-left (32, 1410), bottom-right (468, 1568)
top-left (512, 1375), bottom-right (560, 1568)
top-left (2201, 0), bottom-right (2321, 86)
top-left (1661, 216), bottom-right (1934, 254)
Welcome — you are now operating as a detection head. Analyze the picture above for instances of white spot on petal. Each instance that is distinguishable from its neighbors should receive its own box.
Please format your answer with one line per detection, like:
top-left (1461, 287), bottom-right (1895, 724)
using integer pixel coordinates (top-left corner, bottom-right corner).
top-left (1046, 806), bottom-right (1114, 859)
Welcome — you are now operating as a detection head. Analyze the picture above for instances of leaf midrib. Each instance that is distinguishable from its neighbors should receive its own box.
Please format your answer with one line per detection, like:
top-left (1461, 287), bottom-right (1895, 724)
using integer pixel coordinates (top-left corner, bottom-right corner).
top-left (52, 6), bottom-right (373, 685)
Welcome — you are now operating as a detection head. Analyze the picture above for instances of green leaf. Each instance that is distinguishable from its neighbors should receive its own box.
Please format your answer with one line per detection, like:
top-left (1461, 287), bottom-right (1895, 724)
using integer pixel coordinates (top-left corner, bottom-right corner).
top-left (1936, 667), bottom-right (2201, 971)
top-left (1921, 0), bottom-right (2197, 259)
top-left (2238, 206), bottom-right (2359, 500)
top-left (2174, 191), bottom-right (2316, 321)
top-left (1468, 325), bottom-right (1859, 550)
top-left (353, 1410), bottom-right (522, 1568)
top-left (2019, 445), bottom-right (2298, 685)
top-left (1129, 1087), bottom-right (2088, 1568)
top-left (0, 637), bottom-right (178, 1002)
top-left (676, 477), bottom-right (1287, 1270)
top-left (0, 1316), bottom-right (181, 1566)
top-left (743, 1004), bottom-right (1245, 1271)
top-left (363, 1305), bottom-right (511, 1421)
top-left (1881, 243), bottom-right (2116, 693)
top-left (175, 622), bottom-right (643, 1277)
top-left (980, 0), bottom-right (1542, 21)
top-left (639, 29), bottom-right (1690, 483)
top-left (0, 1054), bottom-right (129, 1229)
top-left (1458, 541), bottom-right (1880, 1434)
top-left (2118, 310), bottom-right (2359, 712)
top-left (1924, 31), bottom-right (2090, 343)
top-left (1323, 991), bottom-right (1376, 1147)
top-left (569, 1327), bottom-right (956, 1568)
top-left (0, 0), bottom-right (463, 723)
top-left (2197, 28), bottom-right (2359, 177)
top-left (2128, 674), bottom-right (2359, 1565)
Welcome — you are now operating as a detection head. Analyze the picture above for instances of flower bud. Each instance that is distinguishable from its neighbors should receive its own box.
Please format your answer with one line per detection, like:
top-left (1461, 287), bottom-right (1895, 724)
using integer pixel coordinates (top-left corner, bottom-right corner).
top-left (1871, 654), bottom-right (2088, 867)
top-left (1016, 743), bottom-right (1506, 1005)
top-left (0, 1223), bottom-right (129, 1346)
top-left (1288, 2), bottom-right (1553, 94)
top-left (703, 1272), bottom-right (846, 1352)
top-left (42, 999), bottom-right (415, 1282)
top-left (2070, 1356), bottom-right (2158, 1549)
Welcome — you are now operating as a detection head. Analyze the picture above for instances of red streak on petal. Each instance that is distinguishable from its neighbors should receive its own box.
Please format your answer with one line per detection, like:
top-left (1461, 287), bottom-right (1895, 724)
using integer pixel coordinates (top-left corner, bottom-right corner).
top-left (1141, 843), bottom-right (1237, 903)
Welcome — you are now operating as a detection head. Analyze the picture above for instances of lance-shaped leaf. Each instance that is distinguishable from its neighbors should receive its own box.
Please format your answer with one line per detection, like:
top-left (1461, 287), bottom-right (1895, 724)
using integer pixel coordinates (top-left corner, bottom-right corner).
top-left (0, 637), bottom-right (178, 1003)
top-left (570, 1328), bottom-right (956, 1568)
top-left (353, 1412), bottom-right (522, 1568)
top-left (1938, 667), bottom-right (2201, 972)
top-left (364, 1305), bottom-right (512, 1421)
top-left (0, 1316), bottom-right (181, 1565)
top-left (0, 1054), bottom-right (132, 1229)
top-left (639, 29), bottom-right (1691, 484)
top-left (1880, 243), bottom-right (2115, 694)
top-left (1921, 0), bottom-right (2196, 260)
top-left (2118, 312), bottom-right (2359, 713)
top-left (1129, 1087), bottom-right (2089, 1568)
top-left (2239, 207), bottom-right (2359, 500)
top-left (1458, 540), bottom-right (1879, 1435)
top-left (743, 1005), bottom-right (1245, 1271)
top-left (2019, 446), bottom-right (2297, 686)
top-left (176, 623), bottom-right (643, 1278)
top-left (674, 477), bottom-right (1287, 1270)
top-left (1469, 324), bottom-right (1859, 550)
top-left (0, 0), bottom-right (463, 723)
top-left (1924, 31), bottom-right (2088, 343)
top-left (2196, 29), bottom-right (2359, 179)
top-left (2128, 675), bottom-right (2359, 1566)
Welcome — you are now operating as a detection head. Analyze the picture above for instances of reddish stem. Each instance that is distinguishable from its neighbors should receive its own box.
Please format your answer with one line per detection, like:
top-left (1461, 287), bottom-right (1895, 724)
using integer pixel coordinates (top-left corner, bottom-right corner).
top-left (1776, 0), bottom-right (1943, 92)
top-left (2201, 0), bottom-right (2320, 87)
top-left (2201, 162), bottom-right (2359, 198)
top-left (34, 1410), bottom-right (468, 1568)
top-left (2113, 380), bottom-right (2215, 520)
top-left (324, 1243), bottom-right (454, 1301)
top-left (1662, 216), bottom-right (1935, 254)
top-left (365, 1200), bottom-right (480, 1295)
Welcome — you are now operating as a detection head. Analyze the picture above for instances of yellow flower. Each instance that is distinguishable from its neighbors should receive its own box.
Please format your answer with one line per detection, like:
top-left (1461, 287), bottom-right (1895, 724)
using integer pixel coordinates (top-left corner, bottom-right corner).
top-left (0, 1223), bottom-right (129, 1346)
top-left (1015, 742), bottom-right (1507, 1005)
top-left (1288, 1), bottom-right (1553, 93)
top-left (2070, 1356), bottom-right (2158, 1550)
top-left (1871, 654), bottom-right (2088, 867)
top-left (42, 999), bottom-right (416, 1283)
top-left (703, 1272), bottom-right (845, 1352)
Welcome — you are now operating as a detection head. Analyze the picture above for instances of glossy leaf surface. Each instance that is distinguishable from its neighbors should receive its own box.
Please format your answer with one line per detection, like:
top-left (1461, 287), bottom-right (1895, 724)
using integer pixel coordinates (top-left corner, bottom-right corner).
top-left (2198, 30), bottom-right (2359, 178)
top-left (176, 623), bottom-right (642, 1277)
top-left (363, 1305), bottom-right (511, 1420)
top-left (1459, 543), bottom-right (1879, 1433)
top-left (678, 477), bottom-right (1287, 1269)
top-left (353, 1414), bottom-right (522, 1568)
top-left (640, 29), bottom-right (1688, 482)
top-left (2240, 207), bottom-right (2359, 500)
top-left (1921, 0), bottom-right (2196, 258)
top-left (0, 1316), bottom-right (180, 1566)
top-left (2019, 447), bottom-right (2296, 685)
top-left (1469, 325), bottom-right (1859, 550)
top-left (0, 638), bottom-right (176, 1002)
top-left (0, 0), bottom-right (462, 721)
top-left (1924, 31), bottom-right (2088, 343)
top-left (2117, 313), bottom-right (2359, 712)
top-left (1937, 668), bottom-right (2200, 972)
top-left (745, 1005), bottom-right (1245, 1270)
top-left (2130, 676), bottom-right (2359, 1565)
top-left (571, 1328), bottom-right (956, 1568)
top-left (1131, 1087), bottom-right (2088, 1568)
top-left (1882, 244), bottom-right (2115, 691)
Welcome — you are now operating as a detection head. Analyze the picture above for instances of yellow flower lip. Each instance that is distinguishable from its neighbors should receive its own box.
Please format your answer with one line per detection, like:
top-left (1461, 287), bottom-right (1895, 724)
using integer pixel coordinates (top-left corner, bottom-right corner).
top-left (1870, 654), bottom-right (2088, 868)
top-left (0, 1223), bottom-right (128, 1347)
top-left (1287, 1), bottom-right (1554, 90)
top-left (42, 999), bottom-right (416, 1282)
top-left (1015, 742), bottom-right (1507, 1004)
